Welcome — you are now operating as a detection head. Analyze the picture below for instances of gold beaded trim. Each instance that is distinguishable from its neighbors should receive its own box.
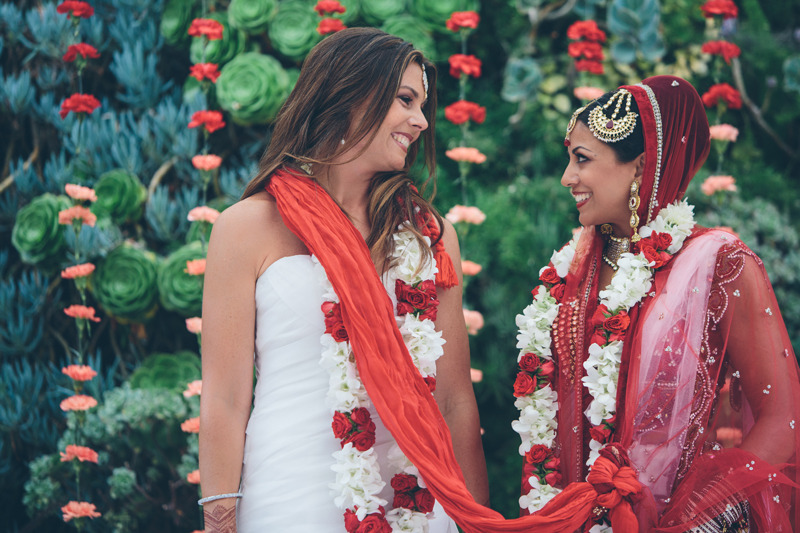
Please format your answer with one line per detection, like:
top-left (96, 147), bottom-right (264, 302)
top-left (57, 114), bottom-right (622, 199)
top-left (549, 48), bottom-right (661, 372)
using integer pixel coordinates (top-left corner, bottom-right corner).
top-left (587, 88), bottom-right (638, 143)
top-left (636, 83), bottom-right (663, 224)
top-left (564, 104), bottom-right (589, 144)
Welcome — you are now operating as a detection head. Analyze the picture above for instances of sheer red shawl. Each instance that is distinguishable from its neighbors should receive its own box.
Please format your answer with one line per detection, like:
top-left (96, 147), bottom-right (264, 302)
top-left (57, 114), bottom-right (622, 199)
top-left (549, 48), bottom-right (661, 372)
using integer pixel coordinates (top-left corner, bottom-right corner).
top-left (267, 171), bottom-right (647, 532)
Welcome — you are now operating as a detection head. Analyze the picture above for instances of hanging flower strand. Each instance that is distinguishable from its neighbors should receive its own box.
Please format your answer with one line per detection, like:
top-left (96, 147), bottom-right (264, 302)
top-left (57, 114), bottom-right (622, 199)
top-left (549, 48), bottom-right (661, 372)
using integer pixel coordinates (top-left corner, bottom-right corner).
top-left (315, 1), bottom-right (347, 35)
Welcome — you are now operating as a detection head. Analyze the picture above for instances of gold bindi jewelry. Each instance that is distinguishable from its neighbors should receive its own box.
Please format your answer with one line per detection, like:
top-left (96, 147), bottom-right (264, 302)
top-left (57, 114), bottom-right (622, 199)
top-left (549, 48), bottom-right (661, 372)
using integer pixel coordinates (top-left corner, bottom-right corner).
top-left (629, 180), bottom-right (641, 243)
top-left (600, 223), bottom-right (630, 271)
top-left (587, 88), bottom-right (638, 143)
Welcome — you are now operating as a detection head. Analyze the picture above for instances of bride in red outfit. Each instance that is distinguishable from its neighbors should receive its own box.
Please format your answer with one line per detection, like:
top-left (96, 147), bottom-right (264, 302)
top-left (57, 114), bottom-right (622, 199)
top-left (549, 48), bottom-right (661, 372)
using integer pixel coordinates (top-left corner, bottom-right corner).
top-left (512, 76), bottom-right (799, 531)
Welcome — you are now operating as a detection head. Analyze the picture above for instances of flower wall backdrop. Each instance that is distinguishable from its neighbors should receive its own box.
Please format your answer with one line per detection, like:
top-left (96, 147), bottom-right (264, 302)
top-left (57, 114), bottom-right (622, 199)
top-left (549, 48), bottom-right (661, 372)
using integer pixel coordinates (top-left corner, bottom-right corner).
top-left (1, 0), bottom-right (799, 530)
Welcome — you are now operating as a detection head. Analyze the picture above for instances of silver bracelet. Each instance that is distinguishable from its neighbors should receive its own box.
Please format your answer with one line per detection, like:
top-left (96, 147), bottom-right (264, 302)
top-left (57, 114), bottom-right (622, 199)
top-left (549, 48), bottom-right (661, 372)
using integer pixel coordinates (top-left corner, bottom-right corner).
top-left (198, 492), bottom-right (244, 506)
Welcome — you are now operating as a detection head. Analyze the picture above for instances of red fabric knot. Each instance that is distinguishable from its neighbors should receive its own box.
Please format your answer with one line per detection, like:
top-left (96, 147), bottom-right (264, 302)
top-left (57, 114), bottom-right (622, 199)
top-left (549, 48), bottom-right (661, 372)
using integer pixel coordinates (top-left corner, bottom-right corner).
top-left (586, 445), bottom-right (642, 532)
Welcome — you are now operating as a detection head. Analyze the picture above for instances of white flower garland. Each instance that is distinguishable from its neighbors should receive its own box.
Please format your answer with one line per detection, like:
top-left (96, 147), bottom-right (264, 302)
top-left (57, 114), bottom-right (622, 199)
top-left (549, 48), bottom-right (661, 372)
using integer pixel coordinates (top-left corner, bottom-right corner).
top-left (513, 200), bottom-right (695, 515)
top-left (316, 222), bottom-right (445, 532)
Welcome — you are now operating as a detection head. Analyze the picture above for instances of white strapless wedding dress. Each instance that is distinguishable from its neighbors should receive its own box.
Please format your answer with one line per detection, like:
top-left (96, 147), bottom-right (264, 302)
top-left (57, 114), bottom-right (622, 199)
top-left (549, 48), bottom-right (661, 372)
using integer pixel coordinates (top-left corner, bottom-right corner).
top-left (237, 255), bottom-right (457, 532)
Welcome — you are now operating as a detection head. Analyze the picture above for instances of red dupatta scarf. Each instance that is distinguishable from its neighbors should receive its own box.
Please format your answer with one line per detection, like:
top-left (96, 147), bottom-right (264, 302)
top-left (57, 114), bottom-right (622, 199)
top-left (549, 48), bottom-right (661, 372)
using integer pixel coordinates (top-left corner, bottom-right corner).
top-left (266, 170), bottom-right (645, 532)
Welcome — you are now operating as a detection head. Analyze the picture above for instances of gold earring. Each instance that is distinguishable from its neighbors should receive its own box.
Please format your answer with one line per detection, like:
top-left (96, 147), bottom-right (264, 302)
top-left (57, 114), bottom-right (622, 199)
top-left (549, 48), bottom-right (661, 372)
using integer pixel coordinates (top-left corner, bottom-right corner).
top-left (629, 181), bottom-right (641, 242)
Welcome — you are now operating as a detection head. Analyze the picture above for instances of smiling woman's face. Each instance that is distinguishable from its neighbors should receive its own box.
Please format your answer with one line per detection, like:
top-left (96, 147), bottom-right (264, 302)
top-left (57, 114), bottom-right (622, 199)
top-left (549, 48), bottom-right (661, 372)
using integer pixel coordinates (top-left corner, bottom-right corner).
top-left (345, 62), bottom-right (429, 173)
top-left (561, 121), bottom-right (644, 234)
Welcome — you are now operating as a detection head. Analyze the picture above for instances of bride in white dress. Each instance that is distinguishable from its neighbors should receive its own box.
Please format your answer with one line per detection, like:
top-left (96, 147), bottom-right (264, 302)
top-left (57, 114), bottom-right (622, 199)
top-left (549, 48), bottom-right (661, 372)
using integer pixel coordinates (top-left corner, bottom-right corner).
top-left (199, 28), bottom-right (488, 532)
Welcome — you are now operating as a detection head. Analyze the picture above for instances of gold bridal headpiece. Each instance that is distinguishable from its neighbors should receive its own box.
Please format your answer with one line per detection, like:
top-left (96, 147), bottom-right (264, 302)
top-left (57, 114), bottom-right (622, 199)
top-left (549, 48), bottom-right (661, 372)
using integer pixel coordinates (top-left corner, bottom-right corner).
top-left (587, 88), bottom-right (638, 143)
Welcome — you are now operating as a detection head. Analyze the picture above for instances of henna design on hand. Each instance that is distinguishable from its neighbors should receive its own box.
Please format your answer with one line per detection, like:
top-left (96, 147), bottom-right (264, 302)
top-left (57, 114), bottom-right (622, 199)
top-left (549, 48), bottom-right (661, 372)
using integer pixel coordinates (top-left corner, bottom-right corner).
top-left (204, 504), bottom-right (237, 533)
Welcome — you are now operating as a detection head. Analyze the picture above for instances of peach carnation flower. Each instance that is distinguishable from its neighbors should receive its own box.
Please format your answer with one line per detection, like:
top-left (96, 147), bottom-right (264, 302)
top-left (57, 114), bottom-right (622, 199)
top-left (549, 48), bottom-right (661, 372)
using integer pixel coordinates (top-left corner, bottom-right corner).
top-left (446, 205), bottom-right (486, 225)
top-left (60, 394), bottom-right (98, 412)
top-left (709, 124), bottom-right (739, 142)
top-left (181, 416), bottom-right (200, 433)
top-left (65, 183), bottom-right (97, 202)
top-left (191, 154), bottom-right (222, 171)
top-left (461, 260), bottom-right (483, 276)
top-left (470, 368), bottom-right (484, 383)
top-left (58, 205), bottom-right (97, 227)
top-left (64, 305), bottom-right (101, 322)
top-left (185, 259), bottom-right (206, 275)
top-left (445, 146), bottom-right (486, 164)
top-left (463, 308), bottom-right (485, 335)
top-left (701, 175), bottom-right (737, 196)
top-left (187, 469), bottom-right (201, 484)
top-left (60, 444), bottom-right (99, 463)
top-left (61, 263), bottom-right (95, 279)
top-left (185, 317), bottom-right (202, 334)
top-left (183, 379), bottom-right (203, 398)
top-left (61, 501), bottom-right (101, 522)
top-left (573, 86), bottom-right (605, 100)
top-left (187, 206), bottom-right (220, 224)
top-left (62, 364), bottom-right (97, 381)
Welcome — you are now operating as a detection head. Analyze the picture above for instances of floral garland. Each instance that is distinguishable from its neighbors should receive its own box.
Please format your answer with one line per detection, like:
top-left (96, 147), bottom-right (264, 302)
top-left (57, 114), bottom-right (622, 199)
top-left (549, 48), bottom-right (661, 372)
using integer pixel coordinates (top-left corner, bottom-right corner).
top-left (315, 221), bottom-right (445, 533)
top-left (513, 199), bottom-right (696, 517)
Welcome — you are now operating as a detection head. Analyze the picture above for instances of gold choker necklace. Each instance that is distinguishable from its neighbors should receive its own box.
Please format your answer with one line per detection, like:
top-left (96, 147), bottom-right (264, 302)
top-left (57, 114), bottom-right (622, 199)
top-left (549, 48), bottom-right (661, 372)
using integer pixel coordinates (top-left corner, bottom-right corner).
top-left (600, 224), bottom-right (630, 271)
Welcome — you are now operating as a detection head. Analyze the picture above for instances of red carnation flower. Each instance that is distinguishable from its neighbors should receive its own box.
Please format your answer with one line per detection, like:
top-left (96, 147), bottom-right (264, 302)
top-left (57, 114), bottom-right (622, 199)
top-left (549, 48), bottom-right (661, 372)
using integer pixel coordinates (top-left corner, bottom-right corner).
top-left (444, 100), bottom-right (486, 125)
top-left (57, 1), bottom-right (94, 18)
top-left (59, 93), bottom-right (101, 119)
top-left (188, 110), bottom-right (226, 133)
top-left (317, 18), bottom-right (346, 35)
top-left (63, 43), bottom-right (100, 63)
top-left (701, 40), bottom-right (741, 64)
top-left (446, 11), bottom-right (480, 32)
top-left (449, 54), bottom-right (482, 78)
top-left (189, 63), bottom-right (221, 83)
top-left (566, 20), bottom-right (607, 42)
top-left (574, 59), bottom-right (604, 74)
top-left (702, 83), bottom-right (742, 109)
top-left (314, 0), bottom-right (346, 15)
top-left (567, 41), bottom-right (604, 61)
top-left (700, 0), bottom-right (738, 19)
top-left (188, 18), bottom-right (224, 40)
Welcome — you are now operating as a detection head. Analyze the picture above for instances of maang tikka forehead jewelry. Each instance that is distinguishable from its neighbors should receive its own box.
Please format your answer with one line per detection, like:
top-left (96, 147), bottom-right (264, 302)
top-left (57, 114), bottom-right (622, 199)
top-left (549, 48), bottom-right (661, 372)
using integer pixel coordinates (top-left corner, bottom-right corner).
top-left (587, 88), bottom-right (638, 143)
top-left (564, 103), bottom-right (589, 146)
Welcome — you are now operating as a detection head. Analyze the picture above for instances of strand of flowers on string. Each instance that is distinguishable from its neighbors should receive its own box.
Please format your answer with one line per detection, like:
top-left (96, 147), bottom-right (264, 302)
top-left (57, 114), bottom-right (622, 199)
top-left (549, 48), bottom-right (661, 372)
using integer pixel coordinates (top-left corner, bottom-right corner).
top-left (319, 220), bottom-right (445, 532)
top-left (55, 2), bottom-right (105, 526)
top-left (698, 0), bottom-right (742, 216)
top-left (512, 200), bottom-right (696, 517)
top-left (566, 19), bottom-right (607, 104)
top-left (315, 0), bottom-right (347, 35)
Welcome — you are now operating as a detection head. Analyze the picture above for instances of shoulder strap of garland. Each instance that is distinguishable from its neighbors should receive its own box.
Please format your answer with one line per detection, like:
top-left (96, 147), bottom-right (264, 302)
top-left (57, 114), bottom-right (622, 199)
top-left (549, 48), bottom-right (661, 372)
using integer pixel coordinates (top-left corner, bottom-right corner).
top-left (403, 185), bottom-right (458, 289)
top-left (265, 169), bottom-right (640, 533)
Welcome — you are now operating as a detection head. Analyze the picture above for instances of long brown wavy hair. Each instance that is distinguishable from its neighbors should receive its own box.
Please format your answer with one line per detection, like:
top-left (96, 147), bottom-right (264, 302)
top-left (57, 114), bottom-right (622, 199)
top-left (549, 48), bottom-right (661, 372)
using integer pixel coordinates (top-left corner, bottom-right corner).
top-left (242, 27), bottom-right (442, 274)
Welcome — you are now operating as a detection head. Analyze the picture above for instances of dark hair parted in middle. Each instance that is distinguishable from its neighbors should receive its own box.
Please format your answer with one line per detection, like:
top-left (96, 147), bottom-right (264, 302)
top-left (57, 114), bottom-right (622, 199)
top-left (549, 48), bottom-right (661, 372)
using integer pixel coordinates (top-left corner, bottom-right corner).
top-left (577, 90), bottom-right (645, 163)
top-left (242, 27), bottom-right (441, 273)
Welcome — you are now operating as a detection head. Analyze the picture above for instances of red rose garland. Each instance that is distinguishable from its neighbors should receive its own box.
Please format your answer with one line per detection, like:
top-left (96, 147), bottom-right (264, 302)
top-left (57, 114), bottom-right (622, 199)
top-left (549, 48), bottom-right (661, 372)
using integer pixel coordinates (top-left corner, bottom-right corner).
top-left (319, 215), bottom-right (446, 531)
top-left (513, 200), bottom-right (696, 515)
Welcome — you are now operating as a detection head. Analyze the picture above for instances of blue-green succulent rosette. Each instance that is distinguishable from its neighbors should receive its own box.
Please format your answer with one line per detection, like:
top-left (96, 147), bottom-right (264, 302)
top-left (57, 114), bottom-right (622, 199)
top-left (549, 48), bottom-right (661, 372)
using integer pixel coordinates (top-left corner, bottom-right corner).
top-left (160, 0), bottom-right (197, 45)
top-left (268, 0), bottom-right (321, 61)
top-left (337, 0), bottom-right (361, 24)
top-left (361, 0), bottom-right (407, 25)
top-left (228, 0), bottom-right (277, 34)
top-left (410, 0), bottom-right (480, 29)
top-left (189, 12), bottom-right (247, 67)
top-left (216, 52), bottom-right (292, 125)
top-left (92, 169), bottom-right (147, 225)
top-left (92, 244), bottom-right (159, 322)
top-left (129, 351), bottom-right (202, 392)
top-left (157, 241), bottom-right (205, 317)
top-left (381, 16), bottom-right (437, 62)
top-left (11, 193), bottom-right (71, 266)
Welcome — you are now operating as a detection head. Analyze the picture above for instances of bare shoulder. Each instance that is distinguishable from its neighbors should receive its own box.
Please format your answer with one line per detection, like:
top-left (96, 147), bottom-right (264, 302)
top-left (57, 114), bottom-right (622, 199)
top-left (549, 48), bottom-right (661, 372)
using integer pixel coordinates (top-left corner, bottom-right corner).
top-left (208, 191), bottom-right (307, 279)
